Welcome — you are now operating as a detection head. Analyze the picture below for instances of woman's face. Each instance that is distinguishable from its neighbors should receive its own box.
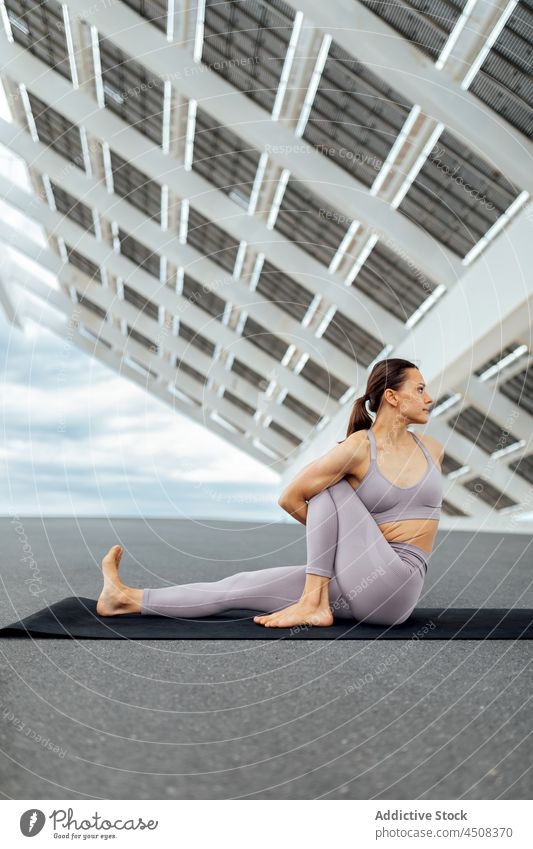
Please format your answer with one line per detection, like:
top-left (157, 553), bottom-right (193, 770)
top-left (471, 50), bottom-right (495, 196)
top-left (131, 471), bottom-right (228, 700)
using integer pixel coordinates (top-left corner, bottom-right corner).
top-left (396, 369), bottom-right (433, 422)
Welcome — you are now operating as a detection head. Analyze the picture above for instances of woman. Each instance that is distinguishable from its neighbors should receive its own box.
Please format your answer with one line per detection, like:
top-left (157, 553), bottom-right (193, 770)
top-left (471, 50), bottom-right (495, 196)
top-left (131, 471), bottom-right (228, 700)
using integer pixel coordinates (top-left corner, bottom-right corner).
top-left (96, 357), bottom-right (444, 628)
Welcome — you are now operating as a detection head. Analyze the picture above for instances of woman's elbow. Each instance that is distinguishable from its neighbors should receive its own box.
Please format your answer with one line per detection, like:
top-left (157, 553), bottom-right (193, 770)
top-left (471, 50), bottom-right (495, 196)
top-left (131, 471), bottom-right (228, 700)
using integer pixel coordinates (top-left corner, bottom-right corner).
top-left (278, 489), bottom-right (302, 509)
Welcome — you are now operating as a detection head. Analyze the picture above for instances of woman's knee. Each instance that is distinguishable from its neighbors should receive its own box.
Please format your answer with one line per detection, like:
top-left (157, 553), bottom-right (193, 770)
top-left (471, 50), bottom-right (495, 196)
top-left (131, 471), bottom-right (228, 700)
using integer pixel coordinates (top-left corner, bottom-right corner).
top-left (308, 481), bottom-right (348, 512)
top-left (308, 487), bottom-right (333, 504)
top-left (307, 487), bottom-right (337, 520)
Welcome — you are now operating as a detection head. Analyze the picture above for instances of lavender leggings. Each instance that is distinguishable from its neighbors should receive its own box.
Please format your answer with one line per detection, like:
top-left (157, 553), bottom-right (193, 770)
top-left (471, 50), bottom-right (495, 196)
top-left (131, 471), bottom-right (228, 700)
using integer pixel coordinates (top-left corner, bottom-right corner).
top-left (141, 478), bottom-right (429, 625)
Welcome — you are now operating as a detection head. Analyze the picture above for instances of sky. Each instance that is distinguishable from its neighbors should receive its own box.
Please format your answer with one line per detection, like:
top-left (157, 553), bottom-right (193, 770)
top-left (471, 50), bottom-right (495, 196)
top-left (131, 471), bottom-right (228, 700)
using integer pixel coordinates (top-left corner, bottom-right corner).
top-left (0, 82), bottom-right (284, 521)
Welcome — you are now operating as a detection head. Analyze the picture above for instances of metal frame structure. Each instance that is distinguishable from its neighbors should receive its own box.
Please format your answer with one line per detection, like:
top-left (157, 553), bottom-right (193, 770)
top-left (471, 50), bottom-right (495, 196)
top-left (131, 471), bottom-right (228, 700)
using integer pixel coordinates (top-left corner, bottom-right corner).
top-left (0, 0), bottom-right (531, 526)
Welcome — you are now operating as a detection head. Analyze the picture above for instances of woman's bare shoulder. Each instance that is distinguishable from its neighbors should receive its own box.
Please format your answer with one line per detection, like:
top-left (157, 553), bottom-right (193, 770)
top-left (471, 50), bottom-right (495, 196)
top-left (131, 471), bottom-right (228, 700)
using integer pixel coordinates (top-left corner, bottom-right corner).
top-left (419, 433), bottom-right (444, 466)
top-left (340, 430), bottom-right (370, 461)
top-left (342, 429), bottom-right (370, 448)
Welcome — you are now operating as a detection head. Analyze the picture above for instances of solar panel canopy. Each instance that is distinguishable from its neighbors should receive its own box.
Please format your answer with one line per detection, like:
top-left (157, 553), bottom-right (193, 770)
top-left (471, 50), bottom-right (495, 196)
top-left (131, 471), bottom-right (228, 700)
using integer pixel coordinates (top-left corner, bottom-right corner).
top-left (0, 0), bottom-right (532, 524)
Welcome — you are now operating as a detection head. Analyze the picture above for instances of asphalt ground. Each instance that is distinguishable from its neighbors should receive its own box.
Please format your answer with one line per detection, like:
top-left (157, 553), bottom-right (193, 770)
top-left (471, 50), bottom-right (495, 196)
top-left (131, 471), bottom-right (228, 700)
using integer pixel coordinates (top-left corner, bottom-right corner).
top-left (0, 517), bottom-right (531, 799)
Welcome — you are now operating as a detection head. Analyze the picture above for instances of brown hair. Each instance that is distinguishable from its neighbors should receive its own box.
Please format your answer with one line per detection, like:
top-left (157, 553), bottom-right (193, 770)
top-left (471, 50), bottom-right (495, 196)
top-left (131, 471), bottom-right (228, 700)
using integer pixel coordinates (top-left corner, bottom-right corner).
top-left (341, 357), bottom-right (418, 440)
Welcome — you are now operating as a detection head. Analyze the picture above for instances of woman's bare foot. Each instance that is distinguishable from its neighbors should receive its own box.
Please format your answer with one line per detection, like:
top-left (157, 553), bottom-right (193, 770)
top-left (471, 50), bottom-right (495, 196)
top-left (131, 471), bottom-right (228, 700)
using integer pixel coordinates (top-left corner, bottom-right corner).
top-left (96, 545), bottom-right (143, 616)
top-left (253, 601), bottom-right (334, 628)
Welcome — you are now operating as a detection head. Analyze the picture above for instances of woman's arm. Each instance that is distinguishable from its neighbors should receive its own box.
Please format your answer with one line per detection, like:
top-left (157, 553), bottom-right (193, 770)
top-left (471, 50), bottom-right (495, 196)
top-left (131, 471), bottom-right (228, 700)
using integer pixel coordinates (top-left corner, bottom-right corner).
top-left (280, 500), bottom-right (308, 526)
top-left (278, 432), bottom-right (365, 524)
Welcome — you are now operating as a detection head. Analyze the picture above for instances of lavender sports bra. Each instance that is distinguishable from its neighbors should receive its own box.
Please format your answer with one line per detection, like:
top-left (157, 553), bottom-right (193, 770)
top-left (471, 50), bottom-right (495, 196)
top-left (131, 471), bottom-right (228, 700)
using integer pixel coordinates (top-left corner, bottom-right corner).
top-left (352, 428), bottom-right (443, 524)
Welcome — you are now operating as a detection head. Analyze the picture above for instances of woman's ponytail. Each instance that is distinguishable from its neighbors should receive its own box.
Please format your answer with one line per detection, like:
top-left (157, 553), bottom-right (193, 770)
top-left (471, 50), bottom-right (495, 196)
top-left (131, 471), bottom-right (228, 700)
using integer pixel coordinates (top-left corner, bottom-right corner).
top-left (344, 393), bottom-right (373, 437)
top-left (338, 357), bottom-right (418, 442)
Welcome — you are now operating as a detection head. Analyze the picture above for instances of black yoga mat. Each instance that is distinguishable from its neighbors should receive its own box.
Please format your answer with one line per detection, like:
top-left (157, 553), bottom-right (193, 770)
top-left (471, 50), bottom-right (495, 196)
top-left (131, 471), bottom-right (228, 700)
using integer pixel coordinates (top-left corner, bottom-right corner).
top-left (0, 597), bottom-right (532, 639)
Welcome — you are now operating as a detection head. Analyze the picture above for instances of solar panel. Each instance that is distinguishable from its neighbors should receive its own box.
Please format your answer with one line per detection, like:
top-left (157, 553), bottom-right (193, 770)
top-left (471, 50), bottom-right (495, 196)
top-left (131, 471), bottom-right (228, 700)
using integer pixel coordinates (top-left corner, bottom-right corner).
top-left (65, 245), bottom-right (102, 283)
top-left (299, 358), bottom-right (349, 400)
top-left (127, 324), bottom-right (157, 351)
top-left (268, 419), bottom-right (302, 445)
top-left (230, 357), bottom-right (269, 391)
top-left (118, 228), bottom-right (161, 279)
top-left (429, 392), bottom-right (458, 412)
top-left (98, 37), bottom-right (164, 146)
top-left (469, 0), bottom-right (533, 139)
top-left (123, 284), bottom-right (159, 321)
top-left (399, 129), bottom-right (521, 256)
top-left (3, 0), bottom-right (531, 492)
top-left (474, 343), bottom-right (524, 375)
top-left (181, 273), bottom-right (227, 320)
top-left (321, 308), bottom-right (384, 365)
top-left (201, 0), bottom-right (295, 113)
top-left (508, 451), bottom-right (533, 484)
top-left (120, 0), bottom-right (168, 33)
top-left (51, 183), bottom-right (96, 236)
top-left (223, 389), bottom-right (256, 416)
top-left (359, 0), bottom-right (466, 61)
top-left (193, 107), bottom-right (261, 206)
top-left (186, 206), bottom-right (241, 274)
top-left (76, 292), bottom-right (107, 320)
top-left (463, 476), bottom-right (518, 509)
top-left (255, 258), bottom-right (315, 322)
top-left (441, 453), bottom-right (464, 475)
top-left (274, 177), bottom-right (355, 267)
top-left (241, 315), bottom-right (290, 361)
top-left (176, 360), bottom-right (208, 385)
top-left (281, 392), bottom-right (322, 425)
top-left (5, 0), bottom-right (72, 80)
top-left (178, 321), bottom-right (216, 358)
top-left (499, 364), bottom-right (533, 415)
top-left (26, 92), bottom-right (84, 167)
top-left (79, 326), bottom-right (112, 349)
top-left (441, 498), bottom-right (468, 516)
top-left (354, 239), bottom-right (439, 321)
top-left (303, 40), bottom-right (412, 187)
top-left (109, 150), bottom-right (162, 224)
top-left (447, 404), bottom-right (521, 453)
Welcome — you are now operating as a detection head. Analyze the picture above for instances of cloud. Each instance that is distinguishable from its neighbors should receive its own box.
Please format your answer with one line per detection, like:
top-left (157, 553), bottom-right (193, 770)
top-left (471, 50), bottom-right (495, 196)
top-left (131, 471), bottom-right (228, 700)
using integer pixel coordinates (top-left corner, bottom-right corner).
top-left (0, 311), bottom-right (283, 519)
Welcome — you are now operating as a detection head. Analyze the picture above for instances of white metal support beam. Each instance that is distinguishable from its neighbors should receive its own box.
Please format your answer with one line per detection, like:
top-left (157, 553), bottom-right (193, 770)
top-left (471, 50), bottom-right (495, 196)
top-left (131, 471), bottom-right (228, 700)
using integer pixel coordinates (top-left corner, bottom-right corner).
top-left (44, 0), bottom-right (464, 286)
top-left (0, 245), bottom-right (23, 328)
top-left (492, 351), bottom-right (532, 388)
top-left (341, 110), bottom-right (446, 305)
top-left (0, 161), bottom-right (361, 396)
top-left (441, 0), bottom-right (511, 81)
top-left (289, 0), bottom-right (532, 193)
top-left (0, 241), bottom-right (317, 441)
top-left (0, 193), bottom-right (341, 418)
top-left (17, 289), bottom-right (288, 472)
top-left (9, 267), bottom-right (299, 457)
top-left (0, 39), bottom-right (410, 342)
top-left (0, 114), bottom-right (395, 384)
